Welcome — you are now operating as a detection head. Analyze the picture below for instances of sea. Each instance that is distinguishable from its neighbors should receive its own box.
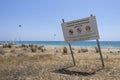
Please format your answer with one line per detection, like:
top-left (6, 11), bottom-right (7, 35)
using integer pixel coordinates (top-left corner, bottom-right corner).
top-left (0, 41), bottom-right (120, 48)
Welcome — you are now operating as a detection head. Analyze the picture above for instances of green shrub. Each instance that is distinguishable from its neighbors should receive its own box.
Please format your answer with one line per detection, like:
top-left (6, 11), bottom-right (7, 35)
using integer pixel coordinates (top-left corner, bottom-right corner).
top-left (38, 46), bottom-right (44, 50)
top-left (29, 44), bottom-right (34, 48)
top-left (81, 48), bottom-right (88, 52)
top-left (78, 50), bottom-right (81, 53)
top-left (10, 49), bottom-right (16, 53)
top-left (3, 44), bottom-right (12, 48)
top-left (38, 46), bottom-right (45, 52)
top-left (7, 44), bottom-right (12, 48)
top-left (35, 45), bottom-right (38, 48)
top-left (0, 49), bottom-right (5, 55)
top-left (95, 47), bottom-right (99, 53)
top-left (118, 51), bottom-right (120, 53)
top-left (62, 47), bottom-right (67, 54)
top-left (21, 44), bottom-right (26, 47)
top-left (31, 48), bottom-right (37, 52)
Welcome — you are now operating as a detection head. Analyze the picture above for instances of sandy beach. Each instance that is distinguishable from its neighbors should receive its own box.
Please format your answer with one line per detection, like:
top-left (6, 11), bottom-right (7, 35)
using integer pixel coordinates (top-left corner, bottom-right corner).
top-left (0, 44), bottom-right (120, 80)
top-left (1, 0), bottom-right (120, 80)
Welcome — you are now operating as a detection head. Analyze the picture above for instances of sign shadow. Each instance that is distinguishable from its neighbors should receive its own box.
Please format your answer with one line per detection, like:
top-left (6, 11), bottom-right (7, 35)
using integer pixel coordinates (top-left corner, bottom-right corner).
top-left (53, 66), bottom-right (103, 76)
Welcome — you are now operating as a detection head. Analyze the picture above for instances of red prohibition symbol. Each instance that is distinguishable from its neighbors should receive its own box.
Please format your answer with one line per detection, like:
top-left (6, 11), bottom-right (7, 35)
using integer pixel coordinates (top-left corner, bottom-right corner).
top-left (77, 28), bottom-right (82, 33)
top-left (85, 26), bottom-right (91, 31)
top-left (69, 29), bottom-right (74, 35)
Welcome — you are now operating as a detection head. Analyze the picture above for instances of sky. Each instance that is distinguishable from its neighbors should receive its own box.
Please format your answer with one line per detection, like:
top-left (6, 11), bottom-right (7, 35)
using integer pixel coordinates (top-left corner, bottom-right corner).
top-left (0, 0), bottom-right (120, 41)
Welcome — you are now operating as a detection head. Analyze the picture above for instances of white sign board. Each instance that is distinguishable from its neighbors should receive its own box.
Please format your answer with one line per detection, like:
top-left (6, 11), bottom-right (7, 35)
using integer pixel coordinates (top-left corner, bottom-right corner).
top-left (61, 16), bottom-right (99, 43)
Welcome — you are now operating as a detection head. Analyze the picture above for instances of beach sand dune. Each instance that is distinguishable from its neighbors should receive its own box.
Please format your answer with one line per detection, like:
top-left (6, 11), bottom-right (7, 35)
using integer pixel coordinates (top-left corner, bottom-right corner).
top-left (0, 44), bottom-right (120, 80)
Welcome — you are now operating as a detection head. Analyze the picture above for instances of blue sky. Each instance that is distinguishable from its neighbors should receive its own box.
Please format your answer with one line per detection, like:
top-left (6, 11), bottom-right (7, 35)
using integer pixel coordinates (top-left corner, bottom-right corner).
top-left (0, 0), bottom-right (120, 41)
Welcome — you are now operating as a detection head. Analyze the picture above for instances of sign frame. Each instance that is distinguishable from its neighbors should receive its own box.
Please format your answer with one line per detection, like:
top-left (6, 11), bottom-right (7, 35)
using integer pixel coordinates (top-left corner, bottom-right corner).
top-left (62, 16), bottom-right (99, 43)
top-left (61, 15), bottom-right (104, 68)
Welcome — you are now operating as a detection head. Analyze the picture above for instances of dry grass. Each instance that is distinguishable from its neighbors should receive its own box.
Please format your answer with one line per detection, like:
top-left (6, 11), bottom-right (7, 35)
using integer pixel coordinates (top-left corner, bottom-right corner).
top-left (0, 45), bottom-right (120, 80)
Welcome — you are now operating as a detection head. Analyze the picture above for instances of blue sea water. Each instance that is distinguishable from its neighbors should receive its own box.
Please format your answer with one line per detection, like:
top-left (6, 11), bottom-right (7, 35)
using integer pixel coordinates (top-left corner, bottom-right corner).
top-left (0, 41), bottom-right (120, 48)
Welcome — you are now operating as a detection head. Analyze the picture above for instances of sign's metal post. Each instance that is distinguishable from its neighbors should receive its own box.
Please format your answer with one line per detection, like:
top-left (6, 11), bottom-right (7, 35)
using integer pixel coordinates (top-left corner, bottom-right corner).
top-left (62, 19), bottom-right (76, 66)
top-left (68, 43), bottom-right (76, 66)
top-left (96, 39), bottom-right (105, 68)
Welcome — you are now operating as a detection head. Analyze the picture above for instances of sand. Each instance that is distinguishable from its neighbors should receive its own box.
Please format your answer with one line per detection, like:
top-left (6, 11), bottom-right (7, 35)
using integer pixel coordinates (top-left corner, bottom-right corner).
top-left (0, 44), bottom-right (120, 80)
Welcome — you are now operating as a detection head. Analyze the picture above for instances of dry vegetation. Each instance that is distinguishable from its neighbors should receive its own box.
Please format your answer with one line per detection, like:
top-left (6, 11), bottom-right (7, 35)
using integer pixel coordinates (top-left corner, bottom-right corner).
top-left (0, 44), bottom-right (120, 80)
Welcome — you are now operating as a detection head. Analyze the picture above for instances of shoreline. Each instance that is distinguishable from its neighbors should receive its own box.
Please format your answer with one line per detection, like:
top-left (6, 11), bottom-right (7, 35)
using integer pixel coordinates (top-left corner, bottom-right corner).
top-left (0, 41), bottom-right (120, 49)
top-left (0, 43), bottom-right (120, 49)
